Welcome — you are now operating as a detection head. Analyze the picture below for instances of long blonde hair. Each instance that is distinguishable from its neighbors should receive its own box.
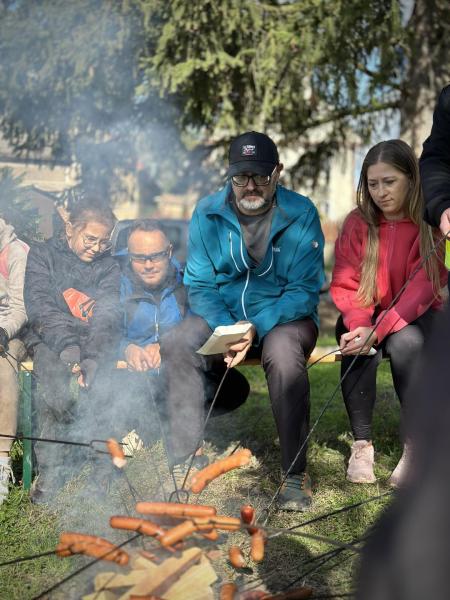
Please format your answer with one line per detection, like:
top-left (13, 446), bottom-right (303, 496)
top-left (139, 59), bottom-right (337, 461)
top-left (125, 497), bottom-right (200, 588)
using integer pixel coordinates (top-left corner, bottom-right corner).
top-left (356, 139), bottom-right (442, 307)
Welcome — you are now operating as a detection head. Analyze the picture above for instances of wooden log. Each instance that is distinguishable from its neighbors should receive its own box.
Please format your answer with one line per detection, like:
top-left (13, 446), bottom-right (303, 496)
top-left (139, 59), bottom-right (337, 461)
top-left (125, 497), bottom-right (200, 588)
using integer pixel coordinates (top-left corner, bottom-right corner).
top-left (164, 556), bottom-right (217, 600)
top-left (118, 547), bottom-right (202, 600)
top-left (94, 569), bottom-right (150, 590)
top-left (82, 591), bottom-right (117, 600)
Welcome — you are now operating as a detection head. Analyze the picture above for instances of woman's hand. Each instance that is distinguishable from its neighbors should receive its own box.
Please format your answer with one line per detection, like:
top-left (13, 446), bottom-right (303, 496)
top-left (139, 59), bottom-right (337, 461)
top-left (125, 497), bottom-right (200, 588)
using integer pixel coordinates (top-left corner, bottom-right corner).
top-left (340, 326), bottom-right (377, 356)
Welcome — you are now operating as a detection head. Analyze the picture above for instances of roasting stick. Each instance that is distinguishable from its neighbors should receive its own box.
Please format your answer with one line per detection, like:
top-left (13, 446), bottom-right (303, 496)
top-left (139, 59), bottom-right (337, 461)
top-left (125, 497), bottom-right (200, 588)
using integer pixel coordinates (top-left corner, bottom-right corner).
top-left (0, 432), bottom-right (127, 455)
top-left (0, 549), bottom-right (58, 567)
top-left (0, 533), bottom-right (139, 569)
top-left (142, 375), bottom-right (177, 503)
top-left (243, 494), bottom-right (388, 590)
top-left (176, 365), bottom-right (232, 495)
top-left (268, 491), bottom-right (392, 540)
top-left (242, 530), bottom-right (368, 593)
top-left (131, 502), bottom-right (363, 553)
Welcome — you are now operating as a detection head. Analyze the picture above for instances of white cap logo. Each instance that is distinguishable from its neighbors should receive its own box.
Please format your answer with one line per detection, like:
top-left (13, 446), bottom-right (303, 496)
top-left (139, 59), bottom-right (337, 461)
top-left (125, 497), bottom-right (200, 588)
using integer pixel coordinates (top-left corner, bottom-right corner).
top-left (241, 144), bottom-right (256, 156)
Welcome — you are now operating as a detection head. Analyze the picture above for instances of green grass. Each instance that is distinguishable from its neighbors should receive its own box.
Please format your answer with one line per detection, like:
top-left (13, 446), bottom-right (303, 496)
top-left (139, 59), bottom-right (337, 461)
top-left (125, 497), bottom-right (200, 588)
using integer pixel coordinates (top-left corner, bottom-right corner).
top-left (0, 361), bottom-right (401, 599)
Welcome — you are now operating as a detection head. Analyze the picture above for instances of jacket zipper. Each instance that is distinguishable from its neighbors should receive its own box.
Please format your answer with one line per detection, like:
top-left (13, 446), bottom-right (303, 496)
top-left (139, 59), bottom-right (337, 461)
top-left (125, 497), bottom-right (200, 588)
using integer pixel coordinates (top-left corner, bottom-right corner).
top-left (229, 231), bottom-right (242, 272)
top-left (239, 236), bottom-right (250, 320)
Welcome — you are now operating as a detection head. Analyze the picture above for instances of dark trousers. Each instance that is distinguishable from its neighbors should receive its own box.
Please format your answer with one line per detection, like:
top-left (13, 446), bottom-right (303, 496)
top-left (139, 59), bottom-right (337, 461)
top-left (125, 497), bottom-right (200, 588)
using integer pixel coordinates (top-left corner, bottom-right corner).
top-left (161, 315), bottom-right (317, 474)
top-left (336, 310), bottom-right (437, 440)
top-left (33, 343), bottom-right (114, 486)
top-left (103, 363), bottom-right (249, 449)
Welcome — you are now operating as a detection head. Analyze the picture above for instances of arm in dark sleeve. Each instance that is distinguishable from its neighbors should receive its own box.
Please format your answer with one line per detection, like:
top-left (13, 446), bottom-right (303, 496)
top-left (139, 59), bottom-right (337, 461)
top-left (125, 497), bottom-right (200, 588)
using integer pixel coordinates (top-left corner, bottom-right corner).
top-left (24, 244), bottom-right (81, 354)
top-left (420, 85), bottom-right (450, 227)
top-left (83, 259), bottom-right (122, 360)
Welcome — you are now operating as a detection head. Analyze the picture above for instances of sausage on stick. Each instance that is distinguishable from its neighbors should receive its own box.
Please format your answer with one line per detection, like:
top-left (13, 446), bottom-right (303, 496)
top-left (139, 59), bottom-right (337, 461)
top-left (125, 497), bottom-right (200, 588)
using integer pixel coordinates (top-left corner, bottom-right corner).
top-left (220, 582), bottom-right (238, 600)
top-left (250, 529), bottom-right (266, 563)
top-left (158, 520), bottom-right (198, 547)
top-left (106, 438), bottom-right (127, 468)
top-left (240, 504), bottom-right (258, 535)
top-left (264, 587), bottom-right (314, 599)
top-left (110, 516), bottom-right (165, 538)
top-left (135, 502), bottom-right (216, 518)
top-left (190, 449), bottom-right (252, 494)
top-left (56, 532), bottom-right (129, 565)
top-left (228, 546), bottom-right (246, 568)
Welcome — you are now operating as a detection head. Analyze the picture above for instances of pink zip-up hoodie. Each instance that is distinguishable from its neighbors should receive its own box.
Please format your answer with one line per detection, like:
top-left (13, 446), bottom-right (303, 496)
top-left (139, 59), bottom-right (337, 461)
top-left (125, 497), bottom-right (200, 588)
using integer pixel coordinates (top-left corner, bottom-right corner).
top-left (330, 209), bottom-right (446, 343)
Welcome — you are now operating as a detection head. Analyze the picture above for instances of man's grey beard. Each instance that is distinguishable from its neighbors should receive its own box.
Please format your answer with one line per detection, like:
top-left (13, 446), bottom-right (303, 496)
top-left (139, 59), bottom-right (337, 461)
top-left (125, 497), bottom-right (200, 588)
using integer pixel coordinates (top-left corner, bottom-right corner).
top-left (237, 196), bottom-right (270, 212)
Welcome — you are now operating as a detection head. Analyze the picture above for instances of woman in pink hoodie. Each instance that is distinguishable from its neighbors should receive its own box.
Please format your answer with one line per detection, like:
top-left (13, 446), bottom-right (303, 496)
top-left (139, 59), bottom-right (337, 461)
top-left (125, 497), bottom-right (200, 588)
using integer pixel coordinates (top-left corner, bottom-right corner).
top-left (330, 139), bottom-right (446, 487)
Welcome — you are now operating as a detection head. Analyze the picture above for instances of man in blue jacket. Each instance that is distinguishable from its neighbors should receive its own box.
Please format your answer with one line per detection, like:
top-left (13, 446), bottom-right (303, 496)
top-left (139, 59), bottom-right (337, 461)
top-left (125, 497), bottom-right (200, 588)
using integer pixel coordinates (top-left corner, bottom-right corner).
top-left (120, 219), bottom-right (249, 457)
top-left (162, 132), bottom-right (325, 511)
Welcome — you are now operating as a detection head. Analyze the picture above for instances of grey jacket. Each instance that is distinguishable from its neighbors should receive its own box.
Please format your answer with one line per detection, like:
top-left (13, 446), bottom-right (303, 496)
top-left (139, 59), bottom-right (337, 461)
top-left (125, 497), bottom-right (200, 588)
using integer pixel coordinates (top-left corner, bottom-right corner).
top-left (0, 218), bottom-right (28, 338)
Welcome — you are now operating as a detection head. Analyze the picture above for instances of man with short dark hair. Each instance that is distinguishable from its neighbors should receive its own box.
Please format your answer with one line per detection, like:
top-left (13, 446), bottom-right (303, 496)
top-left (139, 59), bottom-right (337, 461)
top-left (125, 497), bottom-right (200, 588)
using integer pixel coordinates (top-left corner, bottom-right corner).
top-left (119, 219), bottom-right (249, 459)
top-left (162, 131), bottom-right (325, 511)
top-left (120, 220), bottom-right (178, 373)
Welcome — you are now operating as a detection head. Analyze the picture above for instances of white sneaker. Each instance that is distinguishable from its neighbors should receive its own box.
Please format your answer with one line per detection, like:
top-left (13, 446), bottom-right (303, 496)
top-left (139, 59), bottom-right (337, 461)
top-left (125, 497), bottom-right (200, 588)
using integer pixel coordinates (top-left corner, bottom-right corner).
top-left (346, 440), bottom-right (376, 483)
top-left (0, 456), bottom-right (14, 505)
top-left (389, 444), bottom-right (411, 488)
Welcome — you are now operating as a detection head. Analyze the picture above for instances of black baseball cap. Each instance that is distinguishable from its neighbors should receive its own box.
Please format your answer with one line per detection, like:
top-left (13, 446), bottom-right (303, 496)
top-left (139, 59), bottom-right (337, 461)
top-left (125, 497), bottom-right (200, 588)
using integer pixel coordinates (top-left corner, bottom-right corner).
top-left (227, 131), bottom-right (279, 177)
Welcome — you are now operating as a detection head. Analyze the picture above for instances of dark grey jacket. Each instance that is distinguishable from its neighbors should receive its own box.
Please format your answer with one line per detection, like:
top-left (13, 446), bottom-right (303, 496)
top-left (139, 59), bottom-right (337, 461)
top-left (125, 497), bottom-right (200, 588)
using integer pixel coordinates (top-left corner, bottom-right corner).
top-left (24, 234), bottom-right (121, 359)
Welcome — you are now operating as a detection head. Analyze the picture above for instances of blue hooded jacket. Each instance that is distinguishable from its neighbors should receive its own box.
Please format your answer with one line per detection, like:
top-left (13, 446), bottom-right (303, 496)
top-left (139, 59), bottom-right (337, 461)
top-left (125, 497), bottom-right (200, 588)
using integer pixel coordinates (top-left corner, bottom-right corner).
top-left (119, 260), bottom-right (186, 356)
top-left (184, 183), bottom-right (325, 340)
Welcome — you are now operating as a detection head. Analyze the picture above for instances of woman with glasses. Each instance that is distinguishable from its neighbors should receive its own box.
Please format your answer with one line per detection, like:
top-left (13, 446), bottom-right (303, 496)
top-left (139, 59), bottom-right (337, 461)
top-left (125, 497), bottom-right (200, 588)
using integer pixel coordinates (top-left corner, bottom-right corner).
top-left (24, 197), bottom-right (121, 501)
top-left (330, 140), bottom-right (446, 488)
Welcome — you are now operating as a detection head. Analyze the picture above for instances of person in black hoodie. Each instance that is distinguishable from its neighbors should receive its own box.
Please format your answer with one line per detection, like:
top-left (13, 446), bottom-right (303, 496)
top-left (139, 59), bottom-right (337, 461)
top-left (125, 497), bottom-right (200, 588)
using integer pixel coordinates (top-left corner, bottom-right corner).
top-left (356, 307), bottom-right (450, 600)
top-left (420, 84), bottom-right (450, 236)
top-left (24, 198), bottom-right (121, 500)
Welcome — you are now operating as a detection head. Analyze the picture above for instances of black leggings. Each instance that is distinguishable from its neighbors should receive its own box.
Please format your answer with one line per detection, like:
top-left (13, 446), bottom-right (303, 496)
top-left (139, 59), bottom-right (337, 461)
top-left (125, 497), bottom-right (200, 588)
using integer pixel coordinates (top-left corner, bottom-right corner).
top-left (336, 310), bottom-right (437, 441)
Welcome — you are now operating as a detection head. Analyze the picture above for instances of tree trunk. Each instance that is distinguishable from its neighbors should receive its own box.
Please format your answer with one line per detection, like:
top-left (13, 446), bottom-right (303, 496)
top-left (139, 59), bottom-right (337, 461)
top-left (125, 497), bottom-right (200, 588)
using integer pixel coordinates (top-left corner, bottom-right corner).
top-left (400, 0), bottom-right (450, 153)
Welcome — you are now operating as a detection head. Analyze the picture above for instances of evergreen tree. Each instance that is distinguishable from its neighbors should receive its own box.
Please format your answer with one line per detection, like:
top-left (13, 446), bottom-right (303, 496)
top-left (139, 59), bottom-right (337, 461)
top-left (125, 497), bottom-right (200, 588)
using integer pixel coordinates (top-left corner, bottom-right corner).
top-left (0, 0), bottom-right (448, 194)
top-left (0, 168), bottom-right (41, 242)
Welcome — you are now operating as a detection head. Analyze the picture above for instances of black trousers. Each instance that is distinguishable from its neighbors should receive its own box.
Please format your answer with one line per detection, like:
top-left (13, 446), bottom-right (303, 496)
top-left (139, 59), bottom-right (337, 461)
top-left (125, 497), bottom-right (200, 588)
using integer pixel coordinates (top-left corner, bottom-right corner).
top-left (160, 315), bottom-right (318, 474)
top-left (32, 343), bottom-right (116, 488)
top-left (336, 310), bottom-right (437, 441)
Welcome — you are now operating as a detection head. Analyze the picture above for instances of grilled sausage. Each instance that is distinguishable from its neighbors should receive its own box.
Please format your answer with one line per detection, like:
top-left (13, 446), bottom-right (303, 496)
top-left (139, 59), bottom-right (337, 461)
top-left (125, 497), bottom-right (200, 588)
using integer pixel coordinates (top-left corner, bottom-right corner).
top-left (158, 520), bottom-right (197, 547)
top-left (56, 533), bottom-right (129, 566)
top-left (219, 582), bottom-right (238, 600)
top-left (135, 502), bottom-right (216, 518)
top-left (106, 438), bottom-right (127, 468)
top-left (190, 450), bottom-right (252, 494)
top-left (229, 545), bottom-right (246, 568)
top-left (109, 516), bottom-right (165, 538)
top-left (250, 529), bottom-right (266, 562)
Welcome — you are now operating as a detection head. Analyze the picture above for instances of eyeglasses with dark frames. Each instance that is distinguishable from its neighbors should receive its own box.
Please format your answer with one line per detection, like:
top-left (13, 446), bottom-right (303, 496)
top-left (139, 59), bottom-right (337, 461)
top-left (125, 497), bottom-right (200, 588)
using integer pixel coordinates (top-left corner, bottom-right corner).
top-left (129, 246), bottom-right (172, 264)
top-left (231, 165), bottom-right (277, 187)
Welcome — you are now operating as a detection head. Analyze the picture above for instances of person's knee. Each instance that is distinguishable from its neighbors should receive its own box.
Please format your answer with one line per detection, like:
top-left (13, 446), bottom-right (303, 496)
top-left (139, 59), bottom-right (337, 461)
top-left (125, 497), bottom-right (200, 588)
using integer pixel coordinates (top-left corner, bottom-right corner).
top-left (386, 328), bottom-right (424, 358)
top-left (262, 334), bottom-right (307, 372)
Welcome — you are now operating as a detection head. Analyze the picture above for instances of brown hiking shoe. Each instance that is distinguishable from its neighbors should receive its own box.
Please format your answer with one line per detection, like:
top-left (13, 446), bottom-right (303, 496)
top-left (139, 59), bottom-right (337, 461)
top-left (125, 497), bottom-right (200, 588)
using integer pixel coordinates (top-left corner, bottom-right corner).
top-left (347, 440), bottom-right (376, 484)
top-left (389, 444), bottom-right (411, 488)
top-left (278, 472), bottom-right (313, 511)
